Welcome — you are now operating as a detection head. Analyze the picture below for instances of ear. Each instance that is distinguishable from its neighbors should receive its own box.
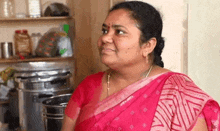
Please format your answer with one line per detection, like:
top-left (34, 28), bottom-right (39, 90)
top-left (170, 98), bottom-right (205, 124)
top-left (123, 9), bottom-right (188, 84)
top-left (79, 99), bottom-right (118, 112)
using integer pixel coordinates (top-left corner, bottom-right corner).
top-left (141, 37), bottom-right (157, 57)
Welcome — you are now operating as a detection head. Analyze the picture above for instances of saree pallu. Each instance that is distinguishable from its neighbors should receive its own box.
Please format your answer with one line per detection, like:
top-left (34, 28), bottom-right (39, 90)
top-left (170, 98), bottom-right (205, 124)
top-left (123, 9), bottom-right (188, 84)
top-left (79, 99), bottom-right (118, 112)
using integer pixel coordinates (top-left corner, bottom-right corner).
top-left (65, 72), bottom-right (220, 131)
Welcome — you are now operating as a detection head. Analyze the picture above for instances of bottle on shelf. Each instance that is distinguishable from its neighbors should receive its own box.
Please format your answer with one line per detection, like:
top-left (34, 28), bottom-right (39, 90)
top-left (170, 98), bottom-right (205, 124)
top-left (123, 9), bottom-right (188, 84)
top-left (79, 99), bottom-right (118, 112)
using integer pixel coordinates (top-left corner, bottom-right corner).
top-left (58, 24), bottom-right (73, 57)
top-left (31, 32), bottom-right (42, 56)
top-left (14, 30), bottom-right (32, 58)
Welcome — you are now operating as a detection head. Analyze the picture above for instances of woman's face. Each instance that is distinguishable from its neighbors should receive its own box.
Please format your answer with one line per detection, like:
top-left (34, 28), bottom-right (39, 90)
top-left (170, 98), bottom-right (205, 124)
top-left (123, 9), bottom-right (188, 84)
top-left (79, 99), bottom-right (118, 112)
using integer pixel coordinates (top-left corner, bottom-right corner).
top-left (98, 9), bottom-right (145, 69)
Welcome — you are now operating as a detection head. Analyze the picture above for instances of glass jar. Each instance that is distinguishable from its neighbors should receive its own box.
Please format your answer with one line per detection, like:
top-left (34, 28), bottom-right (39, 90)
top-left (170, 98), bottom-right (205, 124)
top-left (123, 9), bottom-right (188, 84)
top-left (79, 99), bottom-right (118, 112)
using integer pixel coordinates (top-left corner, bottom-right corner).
top-left (0, 0), bottom-right (15, 18)
top-left (31, 32), bottom-right (42, 56)
top-left (14, 30), bottom-right (32, 57)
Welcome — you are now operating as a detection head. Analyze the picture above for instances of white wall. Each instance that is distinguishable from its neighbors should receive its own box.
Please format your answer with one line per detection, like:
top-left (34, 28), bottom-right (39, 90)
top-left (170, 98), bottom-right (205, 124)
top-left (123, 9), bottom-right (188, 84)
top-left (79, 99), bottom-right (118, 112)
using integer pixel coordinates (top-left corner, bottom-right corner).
top-left (188, 0), bottom-right (220, 103)
top-left (127, 0), bottom-right (188, 73)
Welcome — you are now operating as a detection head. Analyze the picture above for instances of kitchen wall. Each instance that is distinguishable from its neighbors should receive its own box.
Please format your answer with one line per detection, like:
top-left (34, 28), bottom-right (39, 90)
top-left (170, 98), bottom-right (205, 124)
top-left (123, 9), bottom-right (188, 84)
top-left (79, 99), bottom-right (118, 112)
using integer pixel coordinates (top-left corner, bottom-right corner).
top-left (127, 0), bottom-right (188, 74)
top-left (188, 0), bottom-right (220, 103)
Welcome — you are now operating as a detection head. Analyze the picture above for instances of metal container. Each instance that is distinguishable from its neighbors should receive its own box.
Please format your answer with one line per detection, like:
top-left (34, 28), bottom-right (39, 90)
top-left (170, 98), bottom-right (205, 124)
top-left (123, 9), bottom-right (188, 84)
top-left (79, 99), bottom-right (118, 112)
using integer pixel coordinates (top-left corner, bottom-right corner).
top-left (15, 69), bottom-right (73, 131)
top-left (11, 59), bottom-right (75, 72)
top-left (8, 89), bottom-right (20, 130)
top-left (42, 94), bottom-right (71, 131)
top-left (1, 42), bottom-right (13, 59)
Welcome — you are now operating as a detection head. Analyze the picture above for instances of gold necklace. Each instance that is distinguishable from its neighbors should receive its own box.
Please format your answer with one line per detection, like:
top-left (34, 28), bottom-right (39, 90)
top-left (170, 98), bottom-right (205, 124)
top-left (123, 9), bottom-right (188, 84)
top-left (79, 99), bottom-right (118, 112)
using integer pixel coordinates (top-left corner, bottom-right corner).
top-left (107, 65), bottom-right (153, 96)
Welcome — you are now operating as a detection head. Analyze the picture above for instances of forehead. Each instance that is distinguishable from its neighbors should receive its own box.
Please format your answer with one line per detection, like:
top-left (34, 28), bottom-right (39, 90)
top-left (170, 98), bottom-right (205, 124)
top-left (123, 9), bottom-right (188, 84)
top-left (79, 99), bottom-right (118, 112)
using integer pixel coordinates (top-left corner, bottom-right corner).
top-left (104, 9), bottom-right (136, 27)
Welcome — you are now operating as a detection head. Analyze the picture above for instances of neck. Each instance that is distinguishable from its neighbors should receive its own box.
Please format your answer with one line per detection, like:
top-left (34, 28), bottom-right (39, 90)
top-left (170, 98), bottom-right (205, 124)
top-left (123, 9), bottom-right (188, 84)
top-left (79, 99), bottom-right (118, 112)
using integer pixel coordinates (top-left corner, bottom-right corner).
top-left (109, 63), bottom-right (154, 83)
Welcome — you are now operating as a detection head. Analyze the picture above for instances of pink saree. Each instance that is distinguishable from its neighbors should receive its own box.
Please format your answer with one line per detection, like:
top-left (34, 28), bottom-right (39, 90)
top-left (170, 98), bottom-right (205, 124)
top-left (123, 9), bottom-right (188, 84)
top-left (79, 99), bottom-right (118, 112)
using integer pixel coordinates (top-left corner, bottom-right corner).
top-left (65, 72), bottom-right (220, 131)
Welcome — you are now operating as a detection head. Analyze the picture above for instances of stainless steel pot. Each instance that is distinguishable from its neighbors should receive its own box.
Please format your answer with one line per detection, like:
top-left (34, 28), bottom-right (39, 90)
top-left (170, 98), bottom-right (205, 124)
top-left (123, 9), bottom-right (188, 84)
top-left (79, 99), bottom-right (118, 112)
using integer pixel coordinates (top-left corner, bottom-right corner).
top-left (15, 70), bottom-right (73, 131)
top-left (42, 94), bottom-right (72, 131)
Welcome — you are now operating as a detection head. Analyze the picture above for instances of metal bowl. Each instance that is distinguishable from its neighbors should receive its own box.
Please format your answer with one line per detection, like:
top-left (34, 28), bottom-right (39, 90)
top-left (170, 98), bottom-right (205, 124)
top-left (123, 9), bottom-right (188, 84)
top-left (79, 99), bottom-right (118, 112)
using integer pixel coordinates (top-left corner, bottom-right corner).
top-left (42, 93), bottom-right (72, 116)
top-left (42, 93), bottom-right (72, 131)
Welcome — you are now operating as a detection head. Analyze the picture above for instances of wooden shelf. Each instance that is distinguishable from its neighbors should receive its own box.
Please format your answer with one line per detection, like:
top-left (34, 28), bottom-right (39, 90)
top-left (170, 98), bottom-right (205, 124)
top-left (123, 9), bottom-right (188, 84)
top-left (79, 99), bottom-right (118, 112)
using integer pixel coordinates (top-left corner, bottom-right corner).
top-left (0, 56), bottom-right (74, 63)
top-left (0, 99), bottom-right (9, 104)
top-left (0, 16), bottom-right (74, 21)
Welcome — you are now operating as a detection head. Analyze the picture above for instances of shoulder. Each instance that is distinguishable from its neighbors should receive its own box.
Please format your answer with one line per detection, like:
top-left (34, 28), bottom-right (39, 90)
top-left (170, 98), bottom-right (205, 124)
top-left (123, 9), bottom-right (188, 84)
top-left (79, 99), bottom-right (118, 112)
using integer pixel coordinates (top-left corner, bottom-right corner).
top-left (151, 66), bottom-right (200, 91)
top-left (76, 71), bottom-right (105, 92)
top-left (80, 71), bottom-right (105, 85)
top-left (163, 71), bottom-right (213, 105)
top-left (165, 72), bottom-right (199, 88)
top-left (165, 72), bottom-right (201, 91)
top-left (71, 72), bottom-right (105, 106)
top-left (166, 72), bottom-right (193, 83)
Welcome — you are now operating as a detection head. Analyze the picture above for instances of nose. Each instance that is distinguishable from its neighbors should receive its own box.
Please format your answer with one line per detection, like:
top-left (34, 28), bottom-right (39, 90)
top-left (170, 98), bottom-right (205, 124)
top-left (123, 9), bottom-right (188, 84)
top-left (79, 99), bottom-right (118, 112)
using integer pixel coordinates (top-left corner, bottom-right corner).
top-left (101, 32), bottom-right (113, 44)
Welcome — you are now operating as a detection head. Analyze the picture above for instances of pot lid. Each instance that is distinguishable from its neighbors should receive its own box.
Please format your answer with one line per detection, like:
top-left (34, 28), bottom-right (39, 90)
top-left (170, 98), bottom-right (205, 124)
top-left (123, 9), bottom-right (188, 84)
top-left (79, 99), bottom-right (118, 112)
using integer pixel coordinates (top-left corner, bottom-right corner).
top-left (14, 69), bottom-right (70, 77)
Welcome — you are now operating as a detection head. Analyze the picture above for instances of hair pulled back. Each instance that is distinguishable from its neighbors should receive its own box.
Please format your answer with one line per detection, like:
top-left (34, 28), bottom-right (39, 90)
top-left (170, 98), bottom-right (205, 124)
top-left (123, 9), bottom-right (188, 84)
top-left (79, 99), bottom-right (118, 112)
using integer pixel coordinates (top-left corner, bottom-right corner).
top-left (110, 1), bottom-right (165, 67)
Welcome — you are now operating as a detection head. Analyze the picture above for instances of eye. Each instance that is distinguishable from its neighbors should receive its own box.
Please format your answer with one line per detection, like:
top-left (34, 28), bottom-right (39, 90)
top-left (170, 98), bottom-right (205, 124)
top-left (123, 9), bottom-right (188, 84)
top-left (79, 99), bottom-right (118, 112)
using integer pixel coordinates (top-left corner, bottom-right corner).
top-left (116, 30), bottom-right (125, 35)
top-left (102, 28), bottom-right (108, 34)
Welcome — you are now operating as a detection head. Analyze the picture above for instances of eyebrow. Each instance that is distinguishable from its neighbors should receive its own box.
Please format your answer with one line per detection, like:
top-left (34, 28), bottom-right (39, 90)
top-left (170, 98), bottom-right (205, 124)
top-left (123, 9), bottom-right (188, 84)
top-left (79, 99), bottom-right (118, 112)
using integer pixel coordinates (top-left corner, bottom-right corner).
top-left (102, 23), bottom-right (127, 30)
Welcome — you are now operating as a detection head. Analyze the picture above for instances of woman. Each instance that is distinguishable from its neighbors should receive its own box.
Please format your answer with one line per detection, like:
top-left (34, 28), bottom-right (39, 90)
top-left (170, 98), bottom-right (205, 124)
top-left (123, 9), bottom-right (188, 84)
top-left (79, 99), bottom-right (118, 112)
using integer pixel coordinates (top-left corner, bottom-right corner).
top-left (61, 1), bottom-right (220, 131)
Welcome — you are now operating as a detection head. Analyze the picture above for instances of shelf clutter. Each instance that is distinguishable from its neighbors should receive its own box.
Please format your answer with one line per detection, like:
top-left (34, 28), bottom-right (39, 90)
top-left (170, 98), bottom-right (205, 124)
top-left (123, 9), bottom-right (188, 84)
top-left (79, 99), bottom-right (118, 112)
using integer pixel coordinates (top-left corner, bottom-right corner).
top-left (0, 0), bottom-right (74, 63)
top-left (0, 23), bottom-right (74, 63)
top-left (0, 16), bottom-right (73, 21)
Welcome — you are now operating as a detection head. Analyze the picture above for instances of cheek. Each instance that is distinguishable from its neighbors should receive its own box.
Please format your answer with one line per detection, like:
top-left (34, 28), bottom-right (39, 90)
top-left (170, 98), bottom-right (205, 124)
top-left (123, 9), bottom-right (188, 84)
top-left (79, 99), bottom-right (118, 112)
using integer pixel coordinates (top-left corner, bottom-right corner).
top-left (119, 41), bottom-right (129, 47)
top-left (121, 44), bottom-right (138, 54)
top-left (116, 41), bottom-right (130, 53)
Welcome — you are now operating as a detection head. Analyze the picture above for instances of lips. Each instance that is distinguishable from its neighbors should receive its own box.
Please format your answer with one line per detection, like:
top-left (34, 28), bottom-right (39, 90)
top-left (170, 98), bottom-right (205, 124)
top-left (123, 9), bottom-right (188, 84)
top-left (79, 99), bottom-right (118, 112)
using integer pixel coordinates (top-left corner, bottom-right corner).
top-left (101, 47), bottom-right (116, 54)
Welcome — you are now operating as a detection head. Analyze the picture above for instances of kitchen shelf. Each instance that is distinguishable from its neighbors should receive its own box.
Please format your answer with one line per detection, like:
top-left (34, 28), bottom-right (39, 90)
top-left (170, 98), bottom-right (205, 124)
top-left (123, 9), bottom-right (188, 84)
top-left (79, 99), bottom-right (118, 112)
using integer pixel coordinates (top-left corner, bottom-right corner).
top-left (0, 99), bottom-right (9, 104)
top-left (0, 56), bottom-right (74, 63)
top-left (0, 16), bottom-right (74, 21)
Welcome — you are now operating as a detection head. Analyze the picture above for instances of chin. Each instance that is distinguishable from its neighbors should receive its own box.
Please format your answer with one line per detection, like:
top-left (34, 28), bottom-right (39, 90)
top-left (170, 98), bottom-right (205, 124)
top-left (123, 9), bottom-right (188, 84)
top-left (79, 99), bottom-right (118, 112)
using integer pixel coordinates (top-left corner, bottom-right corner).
top-left (101, 59), bottom-right (111, 65)
top-left (101, 57), bottom-right (114, 66)
top-left (101, 60), bottom-right (121, 71)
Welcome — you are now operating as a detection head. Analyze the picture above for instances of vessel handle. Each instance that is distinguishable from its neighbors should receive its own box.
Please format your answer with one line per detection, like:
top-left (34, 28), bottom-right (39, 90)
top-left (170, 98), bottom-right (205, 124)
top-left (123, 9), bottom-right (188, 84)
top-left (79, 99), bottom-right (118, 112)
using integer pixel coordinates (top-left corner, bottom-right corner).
top-left (38, 94), bottom-right (53, 99)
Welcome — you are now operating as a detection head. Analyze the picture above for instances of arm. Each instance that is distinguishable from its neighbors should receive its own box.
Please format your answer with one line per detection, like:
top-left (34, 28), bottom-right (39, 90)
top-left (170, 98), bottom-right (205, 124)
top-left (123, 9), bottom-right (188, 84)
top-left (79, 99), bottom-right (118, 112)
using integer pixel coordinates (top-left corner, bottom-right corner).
top-left (60, 73), bottom-right (101, 131)
top-left (191, 117), bottom-right (208, 131)
top-left (61, 115), bottom-right (77, 131)
top-left (61, 102), bottom-right (81, 131)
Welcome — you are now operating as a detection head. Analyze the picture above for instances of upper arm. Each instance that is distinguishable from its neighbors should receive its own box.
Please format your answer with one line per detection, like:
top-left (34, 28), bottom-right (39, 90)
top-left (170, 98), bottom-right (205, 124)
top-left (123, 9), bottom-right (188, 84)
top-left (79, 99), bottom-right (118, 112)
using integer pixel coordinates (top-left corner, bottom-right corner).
top-left (61, 115), bottom-right (77, 131)
top-left (191, 117), bottom-right (208, 131)
top-left (62, 96), bottom-right (81, 131)
top-left (61, 76), bottom-right (88, 131)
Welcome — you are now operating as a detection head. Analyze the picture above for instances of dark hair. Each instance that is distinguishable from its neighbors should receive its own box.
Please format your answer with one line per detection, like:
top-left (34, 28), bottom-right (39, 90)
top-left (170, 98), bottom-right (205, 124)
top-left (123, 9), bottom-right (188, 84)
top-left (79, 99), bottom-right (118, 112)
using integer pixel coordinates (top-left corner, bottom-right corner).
top-left (110, 1), bottom-right (164, 67)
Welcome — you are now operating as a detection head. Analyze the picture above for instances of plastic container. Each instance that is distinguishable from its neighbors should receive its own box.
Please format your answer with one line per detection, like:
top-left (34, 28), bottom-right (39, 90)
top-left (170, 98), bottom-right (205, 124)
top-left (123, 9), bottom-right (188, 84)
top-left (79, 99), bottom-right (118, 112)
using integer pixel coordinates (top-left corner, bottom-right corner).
top-left (14, 30), bottom-right (32, 57)
top-left (0, 0), bottom-right (15, 18)
top-left (58, 24), bottom-right (73, 57)
top-left (31, 33), bottom-right (42, 56)
top-left (27, 0), bottom-right (41, 18)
